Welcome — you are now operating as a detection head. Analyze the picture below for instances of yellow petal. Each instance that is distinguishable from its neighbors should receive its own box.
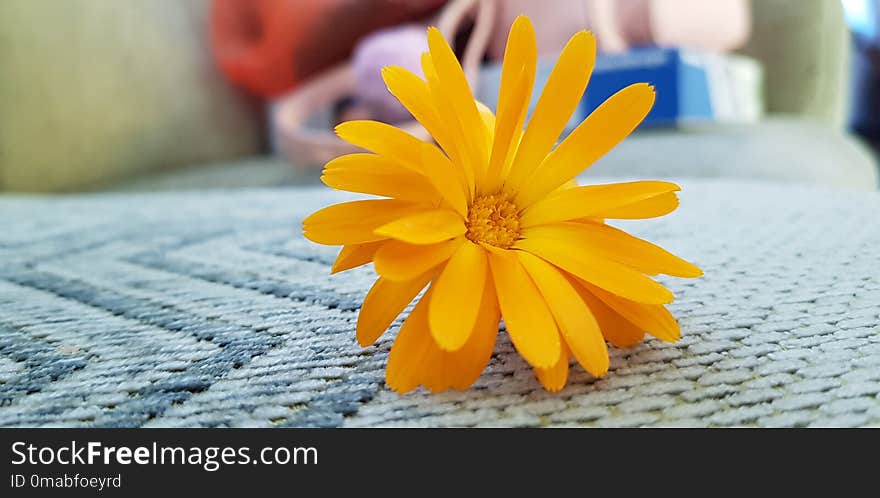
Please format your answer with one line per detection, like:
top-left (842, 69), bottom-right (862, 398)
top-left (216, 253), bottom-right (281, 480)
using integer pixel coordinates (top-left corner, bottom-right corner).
top-left (385, 294), bottom-right (435, 393)
top-left (420, 281), bottom-right (501, 392)
top-left (429, 241), bottom-right (488, 351)
top-left (515, 83), bottom-right (656, 208)
top-left (422, 53), bottom-right (475, 198)
top-left (374, 208), bottom-right (466, 245)
top-left (322, 153), bottom-right (439, 202)
top-left (386, 284), bottom-right (500, 393)
top-left (444, 278), bottom-right (501, 390)
top-left (582, 281), bottom-right (680, 342)
top-left (476, 101), bottom-right (496, 150)
top-left (381, 65), bottom-right (471, 203)
top-left (488, 249), bottom-right (561, 369)
top-left (381, 65), bottom-right (450, 150)
top-left (573, 281), bottom-right (645, 348)
top-left (419, 143), bottom-right (469, 216)
top-left (534, 343), bottom-right (569, 392)
top-left (356, 270), bottom-right (435, 347)
top-left (521, 181), bottom-right (681, 227)
top-left (427, 27), bottom-right (488, 184)
top-left (517, 251), bottom-right (609, 377)
top-left (382, 66), bottom-right (468, 214)
top-left (484, 16), bottom-right (537, 194)
top-left (597, 191), bottom-right (680, 219)
top-left (514, 232), bottom-right (674, 304)
top-left (374, 238), bottom-right (462, 281)
top-left (335, 120), bottom-right (425, 170)
top-left (524, 222), bottom-right (702, 278)
top-left (505, 30), bottom-right (596, 194)
top-left (303, 199), bottom-right (424, 245)
top-left (557, 178), bottom-right (579, 191)
top-left (331, 241), bottom-right (386, 274)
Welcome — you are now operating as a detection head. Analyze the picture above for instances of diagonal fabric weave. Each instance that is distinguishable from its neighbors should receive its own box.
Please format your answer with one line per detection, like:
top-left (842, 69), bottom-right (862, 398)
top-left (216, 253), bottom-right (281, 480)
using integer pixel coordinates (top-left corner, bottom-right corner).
top-left (1, 179), bottom-right (878, 427)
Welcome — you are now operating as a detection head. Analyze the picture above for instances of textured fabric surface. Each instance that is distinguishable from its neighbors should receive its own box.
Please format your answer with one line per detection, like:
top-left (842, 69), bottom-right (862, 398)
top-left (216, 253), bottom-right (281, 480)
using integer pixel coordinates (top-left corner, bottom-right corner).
top-left (1, 180), bottom-right (879, 428)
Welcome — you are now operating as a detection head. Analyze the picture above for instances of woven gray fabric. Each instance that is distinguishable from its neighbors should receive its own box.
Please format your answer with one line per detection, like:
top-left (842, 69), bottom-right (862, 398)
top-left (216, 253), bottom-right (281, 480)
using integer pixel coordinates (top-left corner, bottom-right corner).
top-left (1, 179), bottom-right (878, 428)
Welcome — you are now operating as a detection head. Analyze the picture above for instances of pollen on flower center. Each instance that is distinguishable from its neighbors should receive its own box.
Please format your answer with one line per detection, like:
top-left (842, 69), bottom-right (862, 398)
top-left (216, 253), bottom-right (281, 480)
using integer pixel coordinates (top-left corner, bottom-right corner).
top-left (465, 194), bottom-right (521, 249)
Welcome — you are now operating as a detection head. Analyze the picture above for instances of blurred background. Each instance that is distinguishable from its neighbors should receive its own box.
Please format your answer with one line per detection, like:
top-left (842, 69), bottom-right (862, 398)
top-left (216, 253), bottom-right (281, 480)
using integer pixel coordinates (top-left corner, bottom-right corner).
top-left (1, 0), bottom-right (878, 194)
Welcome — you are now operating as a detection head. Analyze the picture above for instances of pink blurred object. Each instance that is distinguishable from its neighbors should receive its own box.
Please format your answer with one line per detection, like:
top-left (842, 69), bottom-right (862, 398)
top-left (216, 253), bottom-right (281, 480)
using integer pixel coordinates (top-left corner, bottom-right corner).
top-left (352, 24), bottom-right (428, 123)
top-left (274, 0), bottom-right (495, 167)
top-left (488, 0), bottom-right (751, 57)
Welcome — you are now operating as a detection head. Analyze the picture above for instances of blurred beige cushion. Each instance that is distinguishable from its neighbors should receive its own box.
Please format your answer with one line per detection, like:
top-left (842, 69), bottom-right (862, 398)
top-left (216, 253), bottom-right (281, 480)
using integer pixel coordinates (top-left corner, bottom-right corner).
top-left (590, 119), bottom-right (878, 190)
top-left (0, 0), bottom-right (262, 192)
top-left (739, 0), bottom-right (850, 128)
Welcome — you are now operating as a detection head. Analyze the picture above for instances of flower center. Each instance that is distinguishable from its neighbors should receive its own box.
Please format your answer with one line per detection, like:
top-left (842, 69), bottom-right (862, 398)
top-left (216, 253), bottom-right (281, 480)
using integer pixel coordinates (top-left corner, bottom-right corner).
top-left (465, 194), bottom-right (521, 249)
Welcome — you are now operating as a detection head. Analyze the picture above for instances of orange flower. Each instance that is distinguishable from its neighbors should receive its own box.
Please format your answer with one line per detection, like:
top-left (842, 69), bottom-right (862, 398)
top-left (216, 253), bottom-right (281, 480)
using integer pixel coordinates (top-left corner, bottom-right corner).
top-left (303, 16), bottom-right (702, 393)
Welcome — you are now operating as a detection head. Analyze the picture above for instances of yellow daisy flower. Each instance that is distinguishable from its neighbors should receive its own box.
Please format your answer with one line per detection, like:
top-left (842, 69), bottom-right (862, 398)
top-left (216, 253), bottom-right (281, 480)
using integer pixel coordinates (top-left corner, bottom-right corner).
top-left (303, 16), bottom-right (702, 393)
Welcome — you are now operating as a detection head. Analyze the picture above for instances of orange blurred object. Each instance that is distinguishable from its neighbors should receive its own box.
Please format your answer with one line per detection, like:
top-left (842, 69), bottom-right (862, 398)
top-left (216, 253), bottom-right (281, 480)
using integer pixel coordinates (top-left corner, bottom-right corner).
top-left (211, 0), bottom-right (447, 98)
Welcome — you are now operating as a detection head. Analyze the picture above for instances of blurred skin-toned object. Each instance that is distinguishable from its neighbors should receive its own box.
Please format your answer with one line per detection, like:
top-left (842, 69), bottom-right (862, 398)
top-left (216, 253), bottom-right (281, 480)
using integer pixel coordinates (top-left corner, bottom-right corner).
top-left (211, 0), bottom-right (447, 97)
top-left (273, 0), bottom-right (752, 168)
top-left (487, 0), bottom-right (751, 56)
